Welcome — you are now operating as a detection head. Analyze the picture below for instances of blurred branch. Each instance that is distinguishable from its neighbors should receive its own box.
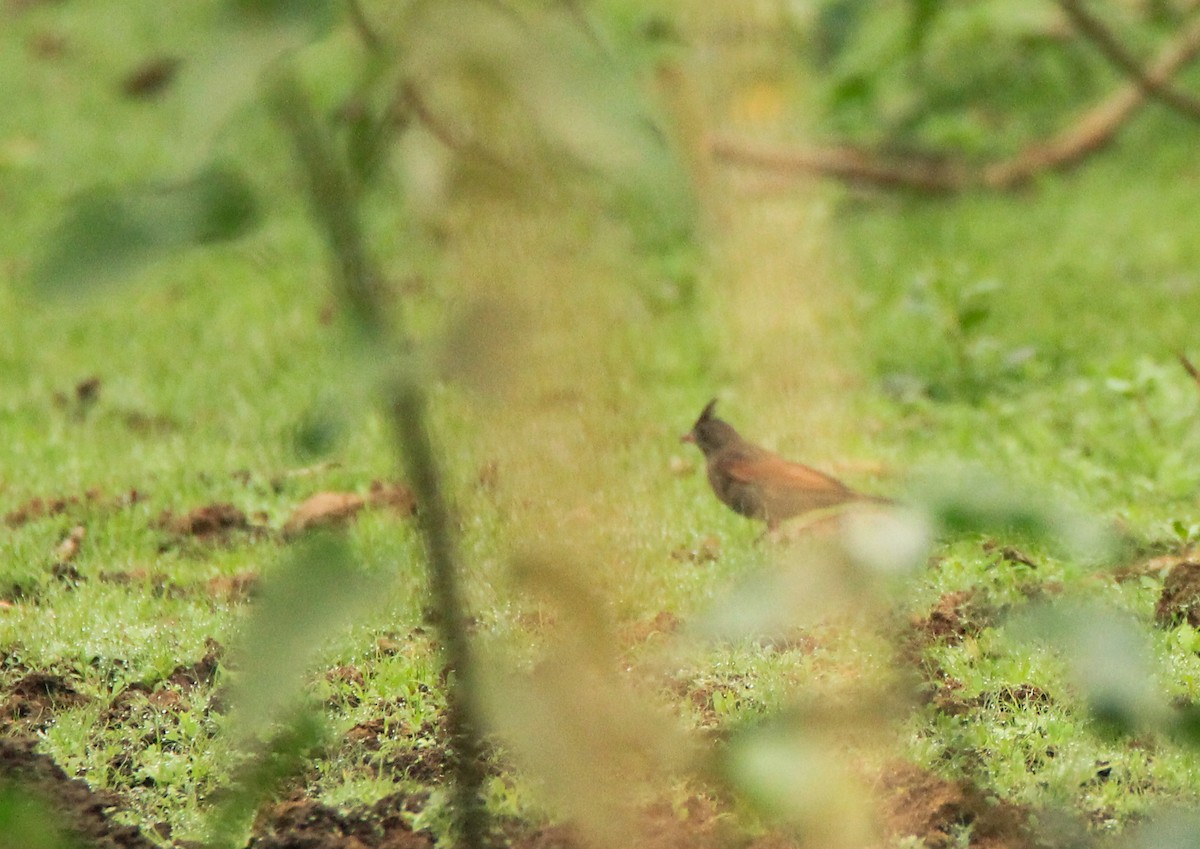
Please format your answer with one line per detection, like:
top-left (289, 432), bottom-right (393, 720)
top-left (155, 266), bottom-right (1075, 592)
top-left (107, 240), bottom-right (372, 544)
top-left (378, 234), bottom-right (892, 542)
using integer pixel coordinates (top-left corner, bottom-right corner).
top-left (559, 0), bottom-right (614, 60)
top-left (1178, 351), bottom-right (1200, 396)
top-left (402, 81), bottom-right (516, 174)
top-left (269, 82), bottom-right (385, 336)
top-left (346, 0), bottom-right (382, 51)
top-left (1057, 0), bottom-right (1200, 121)
top-left (267, 71), bottom-right (488, 849)
top-left (711, 11), bottom-right (1200, 193)
top-left (709, 140), bottom-right (966, 192)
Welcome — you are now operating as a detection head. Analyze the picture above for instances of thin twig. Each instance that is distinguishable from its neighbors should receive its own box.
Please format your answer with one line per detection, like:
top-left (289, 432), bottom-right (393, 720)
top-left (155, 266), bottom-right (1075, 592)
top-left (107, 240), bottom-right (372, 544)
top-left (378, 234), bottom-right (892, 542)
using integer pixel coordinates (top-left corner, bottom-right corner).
top-left (1178, 350), bottom-right (1200, 395)
top-left (1057, 0), bottom-right (1200, 121)
top-left (346, 0), bottom-right (382, 51)
top-left (401, 81), bottom-right (516, 174)
top-left (709, 139), bottom-right (966, 193)
top-left (268, 71), bottom-right (488, 849)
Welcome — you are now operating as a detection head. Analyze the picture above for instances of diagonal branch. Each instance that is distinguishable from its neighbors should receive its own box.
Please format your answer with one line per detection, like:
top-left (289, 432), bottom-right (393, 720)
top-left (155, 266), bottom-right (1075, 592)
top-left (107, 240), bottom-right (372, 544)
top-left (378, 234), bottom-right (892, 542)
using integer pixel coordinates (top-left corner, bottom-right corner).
top-left (982, 9), bottom-right (1200, 188)
top-left (1057, 0), bottom-right (1200, 121)
top-left (1178, 350), bottom-right (1200, 397)
top-left (346, 0), bottom-right (383, 51)
top-left (711, 9), bottom-right (1200, 193)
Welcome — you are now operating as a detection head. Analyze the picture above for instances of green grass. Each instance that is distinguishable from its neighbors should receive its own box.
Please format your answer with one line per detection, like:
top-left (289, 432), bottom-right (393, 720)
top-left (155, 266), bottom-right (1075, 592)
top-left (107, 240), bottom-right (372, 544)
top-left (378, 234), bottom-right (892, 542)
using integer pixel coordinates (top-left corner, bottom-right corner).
top-left (3, 2), bottom-right (1200, 848)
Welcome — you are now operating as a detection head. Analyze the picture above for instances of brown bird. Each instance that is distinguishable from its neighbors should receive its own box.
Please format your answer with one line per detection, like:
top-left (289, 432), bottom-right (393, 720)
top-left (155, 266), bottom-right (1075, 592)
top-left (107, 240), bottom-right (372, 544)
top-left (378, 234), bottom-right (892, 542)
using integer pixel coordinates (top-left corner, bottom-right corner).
top-left (681, 399), bottom-right (886, 529)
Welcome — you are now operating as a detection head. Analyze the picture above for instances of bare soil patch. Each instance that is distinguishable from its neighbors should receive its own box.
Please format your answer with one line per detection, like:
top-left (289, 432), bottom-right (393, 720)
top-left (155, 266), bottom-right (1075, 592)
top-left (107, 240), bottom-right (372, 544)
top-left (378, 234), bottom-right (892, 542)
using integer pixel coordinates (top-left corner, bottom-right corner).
top-left (4, 488), bottom-right (143, 528)
top-left (3, 672), bottom-right (90, 728)
top-left (1155, 560), bottom-right (1200, 627)
top-left (282, 482), bottom-right (417, 538)
top-left (248, 794), bottom-right (433, 849)
top-left (0, 736), bottom-right (158, 849)
top-left (878, 762), bottom-right (1037, 849)
top-left (157, 502), bottom-right (254, 542)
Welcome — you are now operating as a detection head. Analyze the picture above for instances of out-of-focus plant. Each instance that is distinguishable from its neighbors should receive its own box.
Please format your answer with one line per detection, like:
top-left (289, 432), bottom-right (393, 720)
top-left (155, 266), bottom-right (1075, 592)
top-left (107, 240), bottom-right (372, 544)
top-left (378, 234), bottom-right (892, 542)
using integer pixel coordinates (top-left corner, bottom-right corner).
top-left (32, 1), bottom-right (699, 847)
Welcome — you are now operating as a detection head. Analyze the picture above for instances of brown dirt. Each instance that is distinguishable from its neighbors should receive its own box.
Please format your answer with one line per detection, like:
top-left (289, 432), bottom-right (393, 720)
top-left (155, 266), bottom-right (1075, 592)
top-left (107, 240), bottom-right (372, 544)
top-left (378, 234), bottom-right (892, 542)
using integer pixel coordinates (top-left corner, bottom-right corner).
top-left (367, 480), bottom-right (418, 516)
top-left (5, 493), bottom-right (87, 527)
top-left (345, 718), bottom-right (388, 751)
top-left (1109, 548), bottom-right (1199, 583)
top-left (205, 571), bottom-right (261, 603)
top-left (517, 795), bottom-right (809, 849)
top-left (165, 643), bottom-right (222, 690)
top-left (1154, 561), bottom-right (1200, 627)
top-left (4, 488), bottom-right (143, 528)
top-left (878, 762), bottom-right (1037, 849)
top-left (619, 611), bottom-right (682, 647)
top-left (0, 736), bottom-right (158, 849)
top-left (283, 492), bottom-right (367, 537)
top-left (101, 644), bottom-right (222, 727)
top-left (0, 732), bottom-right (1047, 849)
top-left (249, 794), bottom-right (433, 849)
top-left (910, 590), bottom-right (994, 645)
top-left (157, 502), bottom-right (252, 541)
top-left (3, 672), bottom-right (91, 727)
top-left (120, 54), bottom-right (180, 99)
top-left (282, 483), bottom-right (416, 538)
top-left (98, 568), bottom-right (186, 599)
top-left (378, 734), bottom-right (448, 785)
top-left (96, 568), bottom-right (260, 603)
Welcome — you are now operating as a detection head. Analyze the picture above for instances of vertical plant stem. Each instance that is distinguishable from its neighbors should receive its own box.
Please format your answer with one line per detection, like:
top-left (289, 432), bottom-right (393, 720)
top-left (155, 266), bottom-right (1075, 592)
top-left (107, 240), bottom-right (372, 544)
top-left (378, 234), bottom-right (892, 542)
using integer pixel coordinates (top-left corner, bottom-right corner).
top-left (390, 381), bottom-right (488, 845)
top-left (268, 71), bottom-right (487, 849)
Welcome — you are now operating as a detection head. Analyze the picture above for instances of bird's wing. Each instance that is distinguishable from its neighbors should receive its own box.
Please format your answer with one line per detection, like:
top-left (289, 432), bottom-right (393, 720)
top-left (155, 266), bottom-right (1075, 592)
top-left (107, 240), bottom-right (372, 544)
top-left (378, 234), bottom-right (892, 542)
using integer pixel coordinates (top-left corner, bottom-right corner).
top-left (723, 452), bottom-right (853, 496)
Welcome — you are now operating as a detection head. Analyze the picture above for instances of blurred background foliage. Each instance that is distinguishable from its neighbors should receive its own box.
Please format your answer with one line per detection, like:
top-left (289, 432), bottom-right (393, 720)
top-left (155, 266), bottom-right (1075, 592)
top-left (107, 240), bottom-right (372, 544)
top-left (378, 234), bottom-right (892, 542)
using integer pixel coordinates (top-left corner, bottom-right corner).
top-left (800, 0), bottom-right (1191, 153)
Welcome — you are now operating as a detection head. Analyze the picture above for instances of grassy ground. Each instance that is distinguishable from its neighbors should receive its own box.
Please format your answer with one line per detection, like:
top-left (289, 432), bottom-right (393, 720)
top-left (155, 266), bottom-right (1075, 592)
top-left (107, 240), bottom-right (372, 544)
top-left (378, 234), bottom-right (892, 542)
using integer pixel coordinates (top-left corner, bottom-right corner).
top-left (2, 3), bottom-right (1200, 848)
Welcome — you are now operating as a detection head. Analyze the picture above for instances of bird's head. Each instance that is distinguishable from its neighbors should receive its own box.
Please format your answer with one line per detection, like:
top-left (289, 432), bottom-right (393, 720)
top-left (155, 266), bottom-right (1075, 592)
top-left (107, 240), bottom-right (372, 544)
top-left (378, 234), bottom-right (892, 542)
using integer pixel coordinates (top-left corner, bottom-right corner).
top-left (681, 398), bottom-right (741, 456)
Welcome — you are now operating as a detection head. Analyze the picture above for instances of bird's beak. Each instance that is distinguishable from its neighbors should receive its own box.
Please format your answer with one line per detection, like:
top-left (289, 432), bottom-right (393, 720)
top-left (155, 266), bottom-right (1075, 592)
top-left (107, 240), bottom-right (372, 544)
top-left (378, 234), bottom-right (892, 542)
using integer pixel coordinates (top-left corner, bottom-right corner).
top-left (680, 432), bottom-right (695, 444)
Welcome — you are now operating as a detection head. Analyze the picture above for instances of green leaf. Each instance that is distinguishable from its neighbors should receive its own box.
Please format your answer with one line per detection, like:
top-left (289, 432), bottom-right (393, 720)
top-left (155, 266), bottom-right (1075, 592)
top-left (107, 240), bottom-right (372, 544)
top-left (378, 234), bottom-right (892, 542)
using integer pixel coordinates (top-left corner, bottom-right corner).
top-left (193, 166), bottom-right (260, 243)
top-left (204, 709), bottom-right (328, 849)
top-left (722, 717), bottom-right (874, 843)
top-left (171, 3), bottom-right (340, 170)
top-left (0, 782), bottom-right (73, 849)
top-left (33, 164), bottom-right (259, 294)
top-left (956, 303), bottom-right (990, 333)
top-left (399, 0), bottom-right (696, 257)
top-left (1126, 810), bottom-right (1200, 849)
top-left (911, 463), bottom-right (1117, 560)
top-left (907, 0), bottom-right (941, 55)
top-left (222, 0), bottom-right (339, 35)
top-left (225, 533), bottom-right (386, 742)
top-left (1012, 601), bottom-right (1169, 733)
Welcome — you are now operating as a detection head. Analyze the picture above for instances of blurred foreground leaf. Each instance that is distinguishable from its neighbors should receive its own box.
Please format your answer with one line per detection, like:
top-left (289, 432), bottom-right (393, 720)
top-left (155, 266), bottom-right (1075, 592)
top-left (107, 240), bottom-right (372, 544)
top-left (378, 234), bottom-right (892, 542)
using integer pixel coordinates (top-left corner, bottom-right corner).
top-left (700, 507), bottom-right (930, 641)
top-left (911, 464), bottom-right (1117, 561)
top-left (224, 533), bottom-right (386, 742)
top-left (204, 533), bottom-right (389, 845)
top-left (222, 0), bottom-right (339, 32)
top-left (0, 782), bottom-right (74, 849)
top-left (397, 0), bottom-right (697, 297)
top-left (1011, 601), bottom-right (1169, 735)
top-left (204, 709), bottom-right (328, 849)
top-left (484, 556), bottom-right (691, 849)
top-left (34, 165), bottom-right (259, 294)
top-left (170, 1), bottom-right (340, 169)
top-left (1124, 808), bottom-right (1200, 849)
top-left (723, 715), bottom-right (875, 848)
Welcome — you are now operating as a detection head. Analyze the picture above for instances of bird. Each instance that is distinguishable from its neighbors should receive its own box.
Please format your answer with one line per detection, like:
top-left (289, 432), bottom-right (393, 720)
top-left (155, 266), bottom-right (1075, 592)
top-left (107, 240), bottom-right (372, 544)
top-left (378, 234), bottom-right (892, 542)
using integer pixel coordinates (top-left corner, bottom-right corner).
top-left (681, 398), bottom-right (887, 530)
